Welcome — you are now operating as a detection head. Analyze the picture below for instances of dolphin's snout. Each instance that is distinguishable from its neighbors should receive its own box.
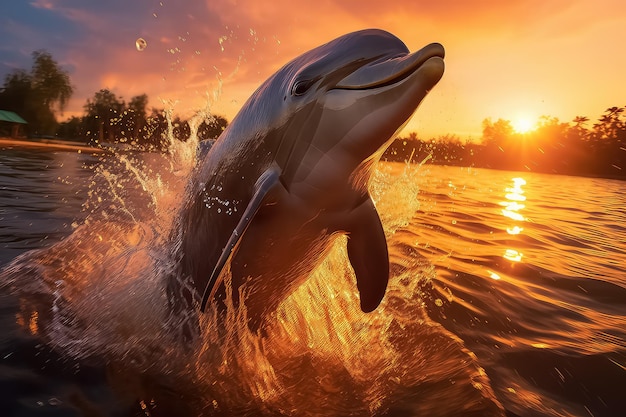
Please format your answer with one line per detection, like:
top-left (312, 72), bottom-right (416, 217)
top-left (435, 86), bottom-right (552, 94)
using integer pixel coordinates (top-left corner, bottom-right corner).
top-left (428, 42), bottom-right (445, 59)
top-left (334, 41), bottom-right (445, 90)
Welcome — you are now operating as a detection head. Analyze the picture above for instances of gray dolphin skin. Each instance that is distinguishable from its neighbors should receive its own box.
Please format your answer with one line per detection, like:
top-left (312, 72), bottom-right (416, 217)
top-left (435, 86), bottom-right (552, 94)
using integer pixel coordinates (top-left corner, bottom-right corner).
top-left (172, 29), bottom-right (445, 330)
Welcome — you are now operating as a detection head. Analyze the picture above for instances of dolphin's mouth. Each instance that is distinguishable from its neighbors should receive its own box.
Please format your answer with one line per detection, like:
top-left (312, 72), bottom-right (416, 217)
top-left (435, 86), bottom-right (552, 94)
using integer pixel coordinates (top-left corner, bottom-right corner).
top-left (334, 43), bottom-right (445, 90)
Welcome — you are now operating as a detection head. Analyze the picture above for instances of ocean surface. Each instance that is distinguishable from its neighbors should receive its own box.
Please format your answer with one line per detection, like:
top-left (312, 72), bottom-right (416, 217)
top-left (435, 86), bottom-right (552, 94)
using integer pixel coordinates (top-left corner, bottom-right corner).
top-left (0, 146), bottom-right (624, 416)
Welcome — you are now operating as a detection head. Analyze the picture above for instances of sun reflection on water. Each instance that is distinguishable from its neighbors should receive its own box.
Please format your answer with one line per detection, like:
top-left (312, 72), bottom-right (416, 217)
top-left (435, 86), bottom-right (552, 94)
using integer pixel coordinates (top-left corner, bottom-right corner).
top-left (503, 249), bottom-right (523, 262)
top-left (499, 177), bottom-right (527, 263)
top-left (487, 270), bottom-right (502, 280)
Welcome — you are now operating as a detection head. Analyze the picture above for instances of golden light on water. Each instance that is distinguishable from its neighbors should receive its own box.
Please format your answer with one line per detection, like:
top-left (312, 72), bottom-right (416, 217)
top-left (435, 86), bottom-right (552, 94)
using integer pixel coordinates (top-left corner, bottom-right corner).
top-left (487, 270), bottom-right (502, 280)
top-left (502, 209), bottom-right (525, 222)
top-left (506, 226), bottom-right (524, 235)
top-left (500, 177), bottom-right (527, 223)
top-left (503, 249), bottom-right (523, 262)
top-left (500, 177), bottom-right (527, 263)
top-left (189, 162), bottom-right (454, 415)
top-left (505, 192), bottom-right (526, 202)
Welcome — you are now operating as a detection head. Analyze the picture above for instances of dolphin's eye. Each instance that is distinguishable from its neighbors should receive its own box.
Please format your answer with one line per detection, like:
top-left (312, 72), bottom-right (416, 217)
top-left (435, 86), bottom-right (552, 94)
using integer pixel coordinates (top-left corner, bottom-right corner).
top-left (291, 79), bottom-right (315, 96)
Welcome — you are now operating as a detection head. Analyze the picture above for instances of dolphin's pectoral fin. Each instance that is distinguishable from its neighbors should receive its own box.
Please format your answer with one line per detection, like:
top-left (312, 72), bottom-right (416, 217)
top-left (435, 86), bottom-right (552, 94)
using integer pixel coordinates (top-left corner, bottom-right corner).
top-left (346, 197), bottom-right (389, 312)
top-left (199, 166), bottom-right (282, 312)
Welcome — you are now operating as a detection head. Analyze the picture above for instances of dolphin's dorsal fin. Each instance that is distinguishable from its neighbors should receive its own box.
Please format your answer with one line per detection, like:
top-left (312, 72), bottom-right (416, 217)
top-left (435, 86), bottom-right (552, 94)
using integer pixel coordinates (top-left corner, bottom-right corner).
top-left (346, 197), bottom-right (389, 312)
top-left (200, 166), bottom-right (281, 311)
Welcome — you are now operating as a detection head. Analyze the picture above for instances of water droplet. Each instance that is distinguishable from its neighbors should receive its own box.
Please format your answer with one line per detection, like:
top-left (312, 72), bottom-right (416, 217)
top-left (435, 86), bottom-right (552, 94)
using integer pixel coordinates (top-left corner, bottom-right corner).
top-left (48, 398), bottom-right (62, 406)
top-left (135, 38), bottom-right (147, 51)
top-left (218, 35), bottom-right (228, 52)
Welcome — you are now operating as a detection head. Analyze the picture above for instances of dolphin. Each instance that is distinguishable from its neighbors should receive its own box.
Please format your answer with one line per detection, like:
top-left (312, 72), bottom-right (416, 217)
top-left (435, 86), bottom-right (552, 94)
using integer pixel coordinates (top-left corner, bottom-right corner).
top-left (171, 29), bottom-right (444, 330)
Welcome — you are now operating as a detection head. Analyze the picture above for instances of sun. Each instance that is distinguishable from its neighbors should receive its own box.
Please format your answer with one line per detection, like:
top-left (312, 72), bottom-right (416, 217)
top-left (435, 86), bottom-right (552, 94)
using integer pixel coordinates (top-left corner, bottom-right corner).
top-left (512, 117), bottom-right (536, 134)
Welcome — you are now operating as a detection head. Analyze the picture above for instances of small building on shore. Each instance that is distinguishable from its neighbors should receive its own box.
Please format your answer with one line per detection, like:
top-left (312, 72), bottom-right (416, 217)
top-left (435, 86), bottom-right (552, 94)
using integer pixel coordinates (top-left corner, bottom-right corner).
top-left (0, 110), bottom-right (27, 138)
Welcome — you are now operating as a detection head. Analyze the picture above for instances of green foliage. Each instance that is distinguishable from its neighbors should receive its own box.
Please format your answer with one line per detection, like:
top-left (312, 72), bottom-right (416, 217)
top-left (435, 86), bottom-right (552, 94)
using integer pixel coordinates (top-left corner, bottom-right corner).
top-left (0, 50), bottom-right (73, 135)
top-left (0, 50), bottom-right (231, 146)
top-left (30, 50), bottom-right (73, 113)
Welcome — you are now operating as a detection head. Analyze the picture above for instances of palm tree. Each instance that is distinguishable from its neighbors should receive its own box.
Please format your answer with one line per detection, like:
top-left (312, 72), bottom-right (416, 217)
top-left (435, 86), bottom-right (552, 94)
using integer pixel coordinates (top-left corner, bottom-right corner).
top-left (594, 106), bottom-right (624, 141)
top-left (30, 50), bottom-right (73, 114)
top-left (0, 50), bottom-right (73, 135)
top-left (573, 116), bottom-right (589, 128)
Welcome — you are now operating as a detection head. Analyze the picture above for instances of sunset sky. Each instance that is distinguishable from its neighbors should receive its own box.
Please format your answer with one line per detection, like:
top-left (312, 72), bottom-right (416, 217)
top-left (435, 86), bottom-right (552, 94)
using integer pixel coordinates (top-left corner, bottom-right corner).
top-left (0, 0), bottom-right (624, 139)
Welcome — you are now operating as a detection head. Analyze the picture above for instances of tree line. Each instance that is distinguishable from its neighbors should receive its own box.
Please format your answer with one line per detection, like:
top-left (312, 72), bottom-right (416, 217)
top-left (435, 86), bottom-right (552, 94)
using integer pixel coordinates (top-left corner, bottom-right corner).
top-left (0, 50), bottom-right (72, 136)
top-left (1, 51), bottom-right (624, 178)
top-left (57, 89), bottom-right (228, 150)
top-left (0, 50), bottom-right (227, 149)
top-left (384, 107), bottom-right (626, 179)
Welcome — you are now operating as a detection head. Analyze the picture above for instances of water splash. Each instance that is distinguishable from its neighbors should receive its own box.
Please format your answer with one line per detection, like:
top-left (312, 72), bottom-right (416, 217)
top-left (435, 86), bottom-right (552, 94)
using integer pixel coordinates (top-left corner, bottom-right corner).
top-left (0, 124), bottom-right (503, 415)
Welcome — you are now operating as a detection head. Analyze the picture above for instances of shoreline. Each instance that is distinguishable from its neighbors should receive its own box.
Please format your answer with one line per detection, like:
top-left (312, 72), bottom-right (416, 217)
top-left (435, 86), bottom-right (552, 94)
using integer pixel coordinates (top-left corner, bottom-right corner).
top-left (0, 137), bottom-right (107, 154)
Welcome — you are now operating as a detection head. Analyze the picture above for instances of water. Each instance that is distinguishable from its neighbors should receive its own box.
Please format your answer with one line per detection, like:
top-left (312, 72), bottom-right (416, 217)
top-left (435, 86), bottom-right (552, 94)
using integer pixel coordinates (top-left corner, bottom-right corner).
top-left (0, 145), bottom-right (624, 416)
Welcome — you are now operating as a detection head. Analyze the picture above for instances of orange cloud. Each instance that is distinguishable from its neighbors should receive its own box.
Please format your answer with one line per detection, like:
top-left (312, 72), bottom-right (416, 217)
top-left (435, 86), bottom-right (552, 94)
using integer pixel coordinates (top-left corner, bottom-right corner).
top-left (13, 0), bottom-right (624, 140)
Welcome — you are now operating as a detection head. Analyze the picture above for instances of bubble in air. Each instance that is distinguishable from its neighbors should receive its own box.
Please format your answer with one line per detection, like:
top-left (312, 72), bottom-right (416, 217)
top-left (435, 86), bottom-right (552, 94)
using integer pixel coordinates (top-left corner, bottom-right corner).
top-left (136, 38), bottom-right (147, 51)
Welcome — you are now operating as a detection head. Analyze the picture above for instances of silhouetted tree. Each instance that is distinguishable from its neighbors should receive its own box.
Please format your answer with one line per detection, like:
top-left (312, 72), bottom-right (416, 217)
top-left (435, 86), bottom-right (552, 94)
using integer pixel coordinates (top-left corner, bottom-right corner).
top-left (567, 116), bottom-right (590, 144)
top-left (57, 116), bottom-right (85, 141)
top-left (480, 118), bottom-right (516, 169)
top-left (0, 50), bottom-right (73, 135)
top-left (139, 110), bottom-right (229, 150)
top-left (198, 115), bottom-right (228, 140)
top-left (83, 89), bottom-right (125, 144)
top-left (0, 70), bottom-right (32, 114)
top-left (587, 106), bottom-right (626, 174)
top-left (30, 51), bottom-right (73, 113)
top-left (593, 106), bottom-right (624, 141)
top-left (142, 108), bottom-right (169, 150)
top-left (482, 118), bottom-right (515, 148)
top-left (126, 94), bottom-right (148, 139)
top-left (573, 115), bottom-right (589, 129)
top-left (386, 105), bottom-right (625, 179)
